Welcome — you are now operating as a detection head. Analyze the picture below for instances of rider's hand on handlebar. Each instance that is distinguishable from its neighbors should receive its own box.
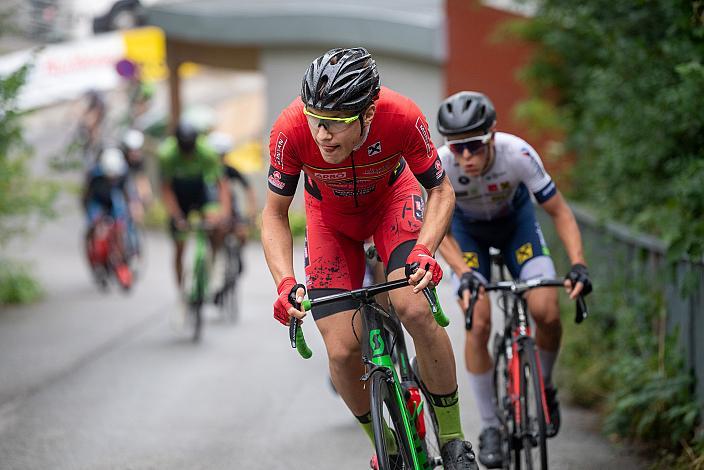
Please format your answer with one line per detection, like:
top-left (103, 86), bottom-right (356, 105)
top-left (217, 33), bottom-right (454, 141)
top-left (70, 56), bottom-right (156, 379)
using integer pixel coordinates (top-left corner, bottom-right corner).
top-left (564, 263), bottom-right (593, 300)
top-left (457, 270), bottom-right (485, 308)
top-left (273, 277), bottom-right (306, 326)
top-left (405, 244), bottom-right (443, 293)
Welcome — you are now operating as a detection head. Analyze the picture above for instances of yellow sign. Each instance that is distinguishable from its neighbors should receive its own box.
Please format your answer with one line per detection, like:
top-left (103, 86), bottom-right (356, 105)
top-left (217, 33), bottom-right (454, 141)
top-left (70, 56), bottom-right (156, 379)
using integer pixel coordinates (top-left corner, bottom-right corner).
top-left (224, 140), bottom-right (264, 174)
top-left (516, 243), bottom-right (533, 264)
top-left (122, 27), bottom-right (167, 81)
top-left (121, 26), bottom-right (198, 81)
top-left (463, 252), bottom-right (479, 269)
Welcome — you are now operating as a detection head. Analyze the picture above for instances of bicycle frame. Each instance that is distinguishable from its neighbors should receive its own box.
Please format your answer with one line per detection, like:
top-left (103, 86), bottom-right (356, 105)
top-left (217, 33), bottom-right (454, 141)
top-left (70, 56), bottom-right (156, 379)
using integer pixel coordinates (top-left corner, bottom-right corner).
top-left (297, 280), bottom-right (448, 470)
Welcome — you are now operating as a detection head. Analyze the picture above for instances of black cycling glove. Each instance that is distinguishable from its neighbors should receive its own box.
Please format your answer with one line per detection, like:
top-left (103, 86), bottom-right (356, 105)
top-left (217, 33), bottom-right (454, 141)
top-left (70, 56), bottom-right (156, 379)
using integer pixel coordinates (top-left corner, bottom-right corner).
top-left (457, 271), bottom-right (485, 299)
top-left (565, 263), bottom-right (592, 296)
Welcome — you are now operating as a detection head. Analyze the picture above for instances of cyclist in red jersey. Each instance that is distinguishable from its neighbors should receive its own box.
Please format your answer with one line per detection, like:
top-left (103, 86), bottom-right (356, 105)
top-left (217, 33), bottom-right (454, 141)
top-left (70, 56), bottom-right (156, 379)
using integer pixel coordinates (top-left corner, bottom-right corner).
top-left (262, 47), bottom-right (478, 469)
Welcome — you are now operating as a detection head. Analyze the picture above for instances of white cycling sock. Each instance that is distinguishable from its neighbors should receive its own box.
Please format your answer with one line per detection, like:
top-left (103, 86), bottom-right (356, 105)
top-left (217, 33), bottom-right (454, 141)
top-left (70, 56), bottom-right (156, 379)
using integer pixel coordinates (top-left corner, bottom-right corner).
top-left (467, 369), bottom-right (499, 428)
top-left (538, 348), bottom-right (559, 388)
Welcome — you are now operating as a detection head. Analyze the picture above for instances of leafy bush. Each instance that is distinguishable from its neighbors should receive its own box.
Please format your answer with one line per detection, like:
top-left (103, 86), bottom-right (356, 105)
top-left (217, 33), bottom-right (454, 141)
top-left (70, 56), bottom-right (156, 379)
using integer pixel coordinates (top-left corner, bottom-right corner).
top-left (0, 259), bottom-right (43, 304)
top-left (513, 0), bottom-right (704, 262)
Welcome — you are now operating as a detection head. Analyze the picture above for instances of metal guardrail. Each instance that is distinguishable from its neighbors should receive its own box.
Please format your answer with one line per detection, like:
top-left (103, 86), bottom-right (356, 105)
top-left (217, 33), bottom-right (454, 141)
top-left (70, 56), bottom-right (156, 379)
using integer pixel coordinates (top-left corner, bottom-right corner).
top-left (537, 202), bottom-right (704, 410)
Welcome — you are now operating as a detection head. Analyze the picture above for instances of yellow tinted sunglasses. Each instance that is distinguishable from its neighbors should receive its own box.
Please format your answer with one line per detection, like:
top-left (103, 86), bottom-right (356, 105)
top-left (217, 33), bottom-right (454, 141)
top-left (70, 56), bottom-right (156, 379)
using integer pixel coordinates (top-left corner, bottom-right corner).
top-left (302, 106), bottom-right (360, 132)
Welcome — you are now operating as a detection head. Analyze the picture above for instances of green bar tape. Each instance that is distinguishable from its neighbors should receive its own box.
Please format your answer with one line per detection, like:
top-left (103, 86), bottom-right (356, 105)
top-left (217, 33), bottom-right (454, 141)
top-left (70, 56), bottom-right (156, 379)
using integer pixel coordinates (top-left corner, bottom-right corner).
top-left (296, 326), bottom-right (312, 359)
top-left (431, 287), bottom-right (450, 327)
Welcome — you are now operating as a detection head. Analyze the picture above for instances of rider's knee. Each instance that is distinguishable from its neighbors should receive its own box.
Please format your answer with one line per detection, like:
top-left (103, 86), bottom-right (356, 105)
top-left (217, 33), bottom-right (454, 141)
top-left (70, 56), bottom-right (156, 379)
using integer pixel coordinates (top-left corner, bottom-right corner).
top-left (395, 298), bottom-right (433, 333)
top-left (326, 341), bottom-right (361, 370)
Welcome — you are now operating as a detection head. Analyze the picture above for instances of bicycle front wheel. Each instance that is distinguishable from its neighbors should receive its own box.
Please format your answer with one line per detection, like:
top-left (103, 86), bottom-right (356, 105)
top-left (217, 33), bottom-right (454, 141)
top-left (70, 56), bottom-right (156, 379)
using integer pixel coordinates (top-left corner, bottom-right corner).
top-left (370, 369), bottom-right (422, 470)
top-left (410, 357), bottom-right (442, 468)
top-left (518, 339), bottom-right (548, 470)
top-left (492, 333), bottom-right (513, 470)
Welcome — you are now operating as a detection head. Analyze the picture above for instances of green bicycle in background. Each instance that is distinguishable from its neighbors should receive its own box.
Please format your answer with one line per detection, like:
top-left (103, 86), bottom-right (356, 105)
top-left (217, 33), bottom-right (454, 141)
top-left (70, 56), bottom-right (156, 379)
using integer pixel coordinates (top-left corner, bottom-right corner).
top-left (290, 266), bottom-right (451, 470)
top-left (182, 216), bottom-right (216, 343)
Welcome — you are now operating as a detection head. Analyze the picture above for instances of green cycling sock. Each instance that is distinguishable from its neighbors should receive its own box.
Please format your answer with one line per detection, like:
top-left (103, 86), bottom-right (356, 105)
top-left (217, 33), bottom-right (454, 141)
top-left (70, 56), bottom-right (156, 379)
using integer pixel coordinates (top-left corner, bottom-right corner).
top-left (428, 387), bottom-right (465, 447)
top-left (356, 411), bottom-right (398, 455)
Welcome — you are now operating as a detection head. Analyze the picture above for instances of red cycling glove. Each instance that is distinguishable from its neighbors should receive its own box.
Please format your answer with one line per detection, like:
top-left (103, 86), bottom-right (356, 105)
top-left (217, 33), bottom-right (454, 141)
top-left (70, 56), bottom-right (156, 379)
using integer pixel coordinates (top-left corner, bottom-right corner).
top-left (273, 277), bottom-right (304, 326)
top-left (406, 244), bottom-right (443, 286)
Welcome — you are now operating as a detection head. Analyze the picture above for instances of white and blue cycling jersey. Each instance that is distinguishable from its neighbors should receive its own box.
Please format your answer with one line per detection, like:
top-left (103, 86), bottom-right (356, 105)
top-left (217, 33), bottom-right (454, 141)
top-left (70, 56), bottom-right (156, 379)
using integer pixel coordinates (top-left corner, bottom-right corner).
top-left (439, 132), bottom-right (558, 283)
top-left (438, 132), bottom-right (557, 222)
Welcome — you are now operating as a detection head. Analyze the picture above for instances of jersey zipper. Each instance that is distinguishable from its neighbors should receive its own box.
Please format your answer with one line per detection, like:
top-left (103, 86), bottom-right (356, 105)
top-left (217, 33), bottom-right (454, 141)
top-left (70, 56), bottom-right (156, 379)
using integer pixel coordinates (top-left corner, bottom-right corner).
top-left (351, 151), bottom-right (359, 208)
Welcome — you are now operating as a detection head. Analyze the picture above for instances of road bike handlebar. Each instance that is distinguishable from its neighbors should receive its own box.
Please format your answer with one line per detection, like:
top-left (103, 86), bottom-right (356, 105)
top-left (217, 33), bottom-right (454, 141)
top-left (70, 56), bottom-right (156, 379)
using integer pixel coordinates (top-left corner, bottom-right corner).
top-left (463, 278), bottom-right (588, 331)
top-left (288, 276), bottom-right (449, 359)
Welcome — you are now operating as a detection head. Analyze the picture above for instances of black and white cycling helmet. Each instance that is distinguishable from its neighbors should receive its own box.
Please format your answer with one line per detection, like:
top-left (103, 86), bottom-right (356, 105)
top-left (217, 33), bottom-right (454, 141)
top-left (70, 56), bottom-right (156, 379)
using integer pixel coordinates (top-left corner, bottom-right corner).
top-left (301, 47), bottom-right (381, 112)
top-left (175, 121), bottom-right (198, 153)
top-left (437, 91), bottom-right (496, 136)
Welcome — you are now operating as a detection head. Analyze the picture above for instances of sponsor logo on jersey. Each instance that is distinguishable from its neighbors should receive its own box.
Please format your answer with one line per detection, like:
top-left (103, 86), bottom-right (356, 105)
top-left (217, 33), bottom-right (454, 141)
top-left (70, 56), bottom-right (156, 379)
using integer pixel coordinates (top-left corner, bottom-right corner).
top-left (516, 242), bottom-right (534, 264)
top-left (463, 252), bottom-right (479, 269)
top-left (413, 194), bottom-right (424, 221)
top-left (415, 117), bottom-right (434, 158)
top-left (368, 141), bottom-right (382, 156)
top-left (274, 132), bottom-right (288, 169)
top-left (488, 183), bottom-right (498, 192)
top-left (458, 175), bottom-right (470, 185)
top-left (433, 158), bottom-right (444, 180)
top-left (268, 170), bottom-right (285, 190)
top-left (333, 186), bottom-right (376, 197)
top-left (500, 181), bottom-right (510, 190)
top-left (313, 171), bottom-right (347, 181)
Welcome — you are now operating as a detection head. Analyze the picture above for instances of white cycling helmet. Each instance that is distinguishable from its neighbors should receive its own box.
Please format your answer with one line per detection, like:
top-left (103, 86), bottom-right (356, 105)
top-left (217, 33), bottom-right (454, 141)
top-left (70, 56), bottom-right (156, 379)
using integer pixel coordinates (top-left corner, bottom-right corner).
top-left (99, 147), bottom-right (127, 178)
top-left (182, 105), bottom-right (216, 134)
top-left (207, 131), bottom-right (234, 156)
top-left (122, 129), bottom-right (144, 150)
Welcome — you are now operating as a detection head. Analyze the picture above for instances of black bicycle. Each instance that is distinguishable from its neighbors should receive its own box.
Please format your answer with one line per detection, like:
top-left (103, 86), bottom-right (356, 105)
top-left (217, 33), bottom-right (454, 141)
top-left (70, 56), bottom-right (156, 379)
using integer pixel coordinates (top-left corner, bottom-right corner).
top-left (214, 231), bottom-right (243, 322)
top-left (465, 252), bottom-right (587, 470)
top-left (290, 269), bottom-right (449, 469)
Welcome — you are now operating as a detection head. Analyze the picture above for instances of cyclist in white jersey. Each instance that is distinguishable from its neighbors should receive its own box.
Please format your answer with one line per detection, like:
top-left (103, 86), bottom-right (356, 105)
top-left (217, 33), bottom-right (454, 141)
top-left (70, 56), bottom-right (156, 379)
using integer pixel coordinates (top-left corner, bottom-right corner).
top-left (435, 91), bottom-right (593, 468)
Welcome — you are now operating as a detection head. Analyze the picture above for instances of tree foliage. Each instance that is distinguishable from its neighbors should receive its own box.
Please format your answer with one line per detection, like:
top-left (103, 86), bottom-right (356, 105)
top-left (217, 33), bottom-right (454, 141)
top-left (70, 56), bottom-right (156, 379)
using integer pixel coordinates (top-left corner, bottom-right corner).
top-left (515, 0), bottom-right (704, 261)
top-left (0, 63), bottom-right (57, 246)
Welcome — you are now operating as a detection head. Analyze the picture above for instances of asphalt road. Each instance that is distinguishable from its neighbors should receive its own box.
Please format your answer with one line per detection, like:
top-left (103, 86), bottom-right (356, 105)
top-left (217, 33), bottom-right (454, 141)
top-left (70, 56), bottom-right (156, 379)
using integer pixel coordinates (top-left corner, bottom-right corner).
top-left (0, 84), bottom-right (645, 470)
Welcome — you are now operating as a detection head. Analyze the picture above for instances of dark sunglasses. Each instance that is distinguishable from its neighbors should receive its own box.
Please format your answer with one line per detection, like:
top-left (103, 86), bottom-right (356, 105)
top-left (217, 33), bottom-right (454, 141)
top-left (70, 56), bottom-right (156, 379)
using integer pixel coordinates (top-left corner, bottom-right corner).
top-left (447, 133), bottom-right (492, 155)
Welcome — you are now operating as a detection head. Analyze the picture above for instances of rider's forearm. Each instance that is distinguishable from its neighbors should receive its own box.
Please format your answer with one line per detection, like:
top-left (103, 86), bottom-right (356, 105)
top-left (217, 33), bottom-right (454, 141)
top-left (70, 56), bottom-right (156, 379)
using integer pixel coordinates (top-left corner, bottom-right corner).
top-left (416, 177), bottom-right (455, 253)
top-left (218, 179), bottom-right (231, 215)
top-left (552, 205), bottom-right (586, 266)
top-left (245, 188), bottom-right (258, 219)
top-left (161, 184), bottom-right (183, 220)
top-left (438, 232), bottom-right (471, 276)
top-left (261, 204), bottom-right (296, 286)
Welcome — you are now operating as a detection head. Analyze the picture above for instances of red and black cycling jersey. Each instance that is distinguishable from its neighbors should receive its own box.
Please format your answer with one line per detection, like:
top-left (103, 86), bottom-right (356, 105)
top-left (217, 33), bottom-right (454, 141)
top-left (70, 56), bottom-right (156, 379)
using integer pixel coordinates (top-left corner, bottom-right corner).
top-left (267, 87), bottom-right (445, 213)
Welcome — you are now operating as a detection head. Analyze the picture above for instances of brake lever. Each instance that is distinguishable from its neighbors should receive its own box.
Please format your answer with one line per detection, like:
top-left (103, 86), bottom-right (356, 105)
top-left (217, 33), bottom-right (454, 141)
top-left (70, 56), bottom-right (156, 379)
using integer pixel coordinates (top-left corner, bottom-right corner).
top-left (575, 295), bottom-right (588, 324)
top-left (465, 290), bottom-right (478, 331)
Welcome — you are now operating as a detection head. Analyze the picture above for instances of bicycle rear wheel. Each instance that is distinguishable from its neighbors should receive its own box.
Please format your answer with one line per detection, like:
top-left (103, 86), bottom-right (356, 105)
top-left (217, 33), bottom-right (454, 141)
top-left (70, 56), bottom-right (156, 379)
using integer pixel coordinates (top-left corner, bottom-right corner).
top-left (190, 251), bottom-right (208, 343)
top-left (220, 238), bottom-right (241, 322)
top-left (370, 369), bottom-right (420, 470)
top-left (518, 339), bottom-right (548, 470)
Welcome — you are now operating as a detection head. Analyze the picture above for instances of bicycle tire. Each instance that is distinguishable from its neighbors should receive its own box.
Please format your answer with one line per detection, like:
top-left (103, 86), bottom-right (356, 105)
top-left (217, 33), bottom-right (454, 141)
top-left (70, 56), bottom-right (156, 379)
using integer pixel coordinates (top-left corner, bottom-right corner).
top-left (518, 339), bottom-right (547, 470)
top-left (370, 369), bottom-right (418, 470)
top-left (492, 332), bottom-right (513, 470)
top-left (191, 251), bottom-right (207, 343)
top-left (220, 239), bottom-right (241, 322)
top-left (410, 357), bottom-right (442, 468)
